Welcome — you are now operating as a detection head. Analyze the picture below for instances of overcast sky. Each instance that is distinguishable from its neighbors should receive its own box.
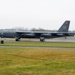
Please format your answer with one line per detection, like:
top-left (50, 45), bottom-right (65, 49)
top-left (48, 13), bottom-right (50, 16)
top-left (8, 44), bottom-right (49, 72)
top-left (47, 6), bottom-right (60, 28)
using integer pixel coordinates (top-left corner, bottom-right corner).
top-left (0, 0), bottom-right (75, 30)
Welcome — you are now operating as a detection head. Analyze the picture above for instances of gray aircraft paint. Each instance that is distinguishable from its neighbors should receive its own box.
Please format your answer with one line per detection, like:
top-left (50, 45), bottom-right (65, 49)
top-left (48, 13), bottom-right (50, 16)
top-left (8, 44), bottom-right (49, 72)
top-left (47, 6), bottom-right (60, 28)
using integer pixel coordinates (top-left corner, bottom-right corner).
top-left (0, 20), bottom-right (74, 42)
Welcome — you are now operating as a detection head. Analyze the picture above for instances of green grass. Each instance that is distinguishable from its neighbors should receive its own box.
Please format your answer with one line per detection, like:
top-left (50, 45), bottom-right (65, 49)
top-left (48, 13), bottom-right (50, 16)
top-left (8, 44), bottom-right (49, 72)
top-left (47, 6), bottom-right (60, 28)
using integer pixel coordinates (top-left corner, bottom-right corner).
top-left (0, 41), bottom-right (75, 48)
top-left (0, 47), bottom-right (75, 75)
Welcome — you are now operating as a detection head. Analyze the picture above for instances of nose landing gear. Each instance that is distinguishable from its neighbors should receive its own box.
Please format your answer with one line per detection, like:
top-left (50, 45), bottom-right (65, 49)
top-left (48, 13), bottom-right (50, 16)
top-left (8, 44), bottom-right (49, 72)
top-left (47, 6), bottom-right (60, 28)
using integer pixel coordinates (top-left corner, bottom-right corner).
top-left (0, 40), bottom-right (4, 44)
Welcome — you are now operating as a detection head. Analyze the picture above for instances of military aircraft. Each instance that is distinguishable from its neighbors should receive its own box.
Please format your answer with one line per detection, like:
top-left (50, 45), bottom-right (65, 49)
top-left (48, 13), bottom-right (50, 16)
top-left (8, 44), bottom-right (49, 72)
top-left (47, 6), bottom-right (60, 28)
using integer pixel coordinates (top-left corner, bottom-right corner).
top-left (0, 20), bottom-right (74, 42)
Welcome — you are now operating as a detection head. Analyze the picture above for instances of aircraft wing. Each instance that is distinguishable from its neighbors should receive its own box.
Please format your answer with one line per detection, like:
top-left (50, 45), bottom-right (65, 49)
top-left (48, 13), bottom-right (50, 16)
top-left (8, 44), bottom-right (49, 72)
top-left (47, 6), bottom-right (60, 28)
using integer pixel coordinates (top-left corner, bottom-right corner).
top-left (16, 31), bottom-right (75, 38)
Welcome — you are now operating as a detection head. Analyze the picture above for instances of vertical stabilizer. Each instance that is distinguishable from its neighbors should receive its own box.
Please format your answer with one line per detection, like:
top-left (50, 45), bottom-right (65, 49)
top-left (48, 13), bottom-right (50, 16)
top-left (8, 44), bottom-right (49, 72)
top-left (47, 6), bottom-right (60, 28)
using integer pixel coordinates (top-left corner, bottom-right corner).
top-left (57, 20), bottom-right (70, 32)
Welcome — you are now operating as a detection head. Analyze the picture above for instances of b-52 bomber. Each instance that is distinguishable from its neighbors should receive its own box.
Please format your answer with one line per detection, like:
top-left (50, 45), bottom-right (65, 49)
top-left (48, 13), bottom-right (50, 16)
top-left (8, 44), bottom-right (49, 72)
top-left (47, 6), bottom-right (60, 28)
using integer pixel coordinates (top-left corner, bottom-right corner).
top-left (0, 20), bottom-right (74, 42)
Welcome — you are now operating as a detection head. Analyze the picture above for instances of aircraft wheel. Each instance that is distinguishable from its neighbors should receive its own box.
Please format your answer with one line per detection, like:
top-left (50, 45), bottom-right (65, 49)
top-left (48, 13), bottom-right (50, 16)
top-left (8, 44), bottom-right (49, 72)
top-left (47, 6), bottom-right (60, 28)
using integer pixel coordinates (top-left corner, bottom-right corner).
top-left (40, 37), bottom-right (45, 42)
top-left (1, 40), bottom-right (4, 44)
top-left (15, 38), bottom-right (20, 41)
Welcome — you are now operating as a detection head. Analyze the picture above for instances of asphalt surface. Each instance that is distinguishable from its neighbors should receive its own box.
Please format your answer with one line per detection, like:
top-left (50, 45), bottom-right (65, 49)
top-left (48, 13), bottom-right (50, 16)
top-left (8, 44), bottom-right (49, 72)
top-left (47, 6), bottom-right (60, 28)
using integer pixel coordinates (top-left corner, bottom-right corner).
top-left (0, 45), bottom-right (75, 50)
top-left (1, 36), bottom-right (75, 42)
top-left (0, 37), bottom-right (75, 50)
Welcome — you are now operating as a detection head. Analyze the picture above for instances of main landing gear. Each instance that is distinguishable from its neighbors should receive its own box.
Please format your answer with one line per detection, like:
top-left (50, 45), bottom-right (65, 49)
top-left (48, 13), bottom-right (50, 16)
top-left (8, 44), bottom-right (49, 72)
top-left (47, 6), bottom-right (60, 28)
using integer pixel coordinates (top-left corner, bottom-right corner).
top-left (15, 37), bottom-right (20, 41)
top-left (15, 38), bottom-right (20, 41)
top-left (40, 37), bottom-right (45, 42)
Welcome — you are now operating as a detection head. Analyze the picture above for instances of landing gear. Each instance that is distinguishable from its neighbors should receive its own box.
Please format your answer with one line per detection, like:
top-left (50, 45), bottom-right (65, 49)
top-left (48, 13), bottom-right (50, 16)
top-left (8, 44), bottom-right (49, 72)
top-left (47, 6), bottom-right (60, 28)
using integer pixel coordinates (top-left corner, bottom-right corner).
top-left (40, 37), bottom-right (45, 42)
top-left (65, 37), bottom-right (67, 39)
top-left (15, 37), bottom-right (20, 41)
top-left (15, 39), bottom-right (19, 41)
top-left (0, 40), bottom-right (4, 44)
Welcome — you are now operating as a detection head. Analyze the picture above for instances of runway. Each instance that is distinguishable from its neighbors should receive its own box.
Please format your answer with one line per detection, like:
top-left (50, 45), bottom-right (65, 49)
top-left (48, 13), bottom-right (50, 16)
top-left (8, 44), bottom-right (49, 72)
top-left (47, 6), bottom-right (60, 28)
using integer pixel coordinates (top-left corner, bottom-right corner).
top-left (0, 45), bottom-right (75, 50)
top-left (1, 36), bottom-right (75, 42)
top-left (0, 37), bottom-right (75, 50)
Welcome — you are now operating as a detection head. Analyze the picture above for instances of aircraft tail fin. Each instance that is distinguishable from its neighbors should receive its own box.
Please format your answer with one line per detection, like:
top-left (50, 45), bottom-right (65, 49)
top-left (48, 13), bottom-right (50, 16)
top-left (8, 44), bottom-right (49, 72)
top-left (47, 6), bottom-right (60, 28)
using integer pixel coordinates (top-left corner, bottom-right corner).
top-left (57, 20), bottom-right (70, 32)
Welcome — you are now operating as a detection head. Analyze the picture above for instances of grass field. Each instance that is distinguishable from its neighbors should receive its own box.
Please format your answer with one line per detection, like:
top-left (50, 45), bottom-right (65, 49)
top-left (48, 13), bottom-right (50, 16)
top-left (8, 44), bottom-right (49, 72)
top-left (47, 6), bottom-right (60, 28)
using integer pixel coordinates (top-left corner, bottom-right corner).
top-left (0, 42), bottom-right (75, 75)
